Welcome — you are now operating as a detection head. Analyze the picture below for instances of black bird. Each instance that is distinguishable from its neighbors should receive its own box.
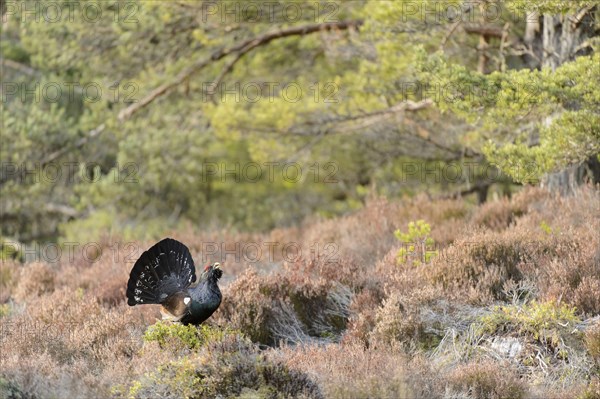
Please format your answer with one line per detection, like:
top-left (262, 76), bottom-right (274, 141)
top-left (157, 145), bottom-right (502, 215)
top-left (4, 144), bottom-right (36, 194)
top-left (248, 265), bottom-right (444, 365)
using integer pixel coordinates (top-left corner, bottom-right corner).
top-left (126, 238), bottom-right (223, 325)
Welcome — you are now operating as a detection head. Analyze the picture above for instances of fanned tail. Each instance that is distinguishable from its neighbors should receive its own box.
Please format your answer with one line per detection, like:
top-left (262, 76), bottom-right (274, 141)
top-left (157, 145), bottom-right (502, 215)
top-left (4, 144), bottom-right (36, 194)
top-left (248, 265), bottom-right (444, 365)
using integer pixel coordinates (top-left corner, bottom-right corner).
top-left (126, 238), bottom-right (196, 306)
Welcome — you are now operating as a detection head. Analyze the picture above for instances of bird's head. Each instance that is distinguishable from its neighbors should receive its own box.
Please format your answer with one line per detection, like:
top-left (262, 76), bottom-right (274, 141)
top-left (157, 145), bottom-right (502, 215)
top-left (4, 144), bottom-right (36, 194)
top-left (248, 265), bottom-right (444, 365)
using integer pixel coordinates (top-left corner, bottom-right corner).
top-left (203, 262), bottom-right (223, 281)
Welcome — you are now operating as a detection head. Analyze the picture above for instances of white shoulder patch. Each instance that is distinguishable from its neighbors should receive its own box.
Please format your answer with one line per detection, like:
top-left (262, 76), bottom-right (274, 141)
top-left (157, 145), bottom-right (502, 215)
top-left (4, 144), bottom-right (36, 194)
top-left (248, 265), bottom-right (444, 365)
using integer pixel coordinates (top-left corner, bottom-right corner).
top-left (184, 297), bottom-right (191, 305)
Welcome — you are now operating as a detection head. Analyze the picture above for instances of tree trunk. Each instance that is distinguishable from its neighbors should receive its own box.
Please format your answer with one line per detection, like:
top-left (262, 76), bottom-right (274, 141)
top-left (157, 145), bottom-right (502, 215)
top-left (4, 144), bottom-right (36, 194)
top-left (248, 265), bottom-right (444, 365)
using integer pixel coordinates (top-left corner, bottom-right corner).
top-left (542, 9), bottom-right (596, 71)
top-left (543, 156), bottom-right (600, 195)
top-left (539, 6), bottom-right (599, 193)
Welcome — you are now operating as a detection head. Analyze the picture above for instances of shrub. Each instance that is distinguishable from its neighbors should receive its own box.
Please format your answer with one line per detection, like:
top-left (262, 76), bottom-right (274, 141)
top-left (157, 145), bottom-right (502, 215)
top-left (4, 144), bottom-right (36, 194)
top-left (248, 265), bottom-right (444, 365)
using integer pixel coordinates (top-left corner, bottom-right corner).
top-left (536, 231), bottom-right (600, 315)
top-left (471, 187), bottom-right (547, 231)
top-left (446, 360), bottom-right (527, 399)
top-left (585, 321), bottom-right (600, 362)
top-left (369, 288), bottom-right (442, 350)
top-left (128, 331), bottom-right (323, 399)
top-left (573, 277), bottom-right (600, 316)
top-left (278, 341), bottom-right (411, 399)
top-left (427, 232), bottom-right (529, 303)
top-left (144, 321), bottom-right (234, 351)
top-left (427, 228), bottom-right (594, 305)
top-left (215, 268), bottom-right (351, 346)
top-left (472, 197), bottom-right (525, 231)
top-left (344, 288), bottom-right (384, 343)
top-left (395, 220), bottom-right (437, 266)
top-left (13, 262), bottom-right (56, 302)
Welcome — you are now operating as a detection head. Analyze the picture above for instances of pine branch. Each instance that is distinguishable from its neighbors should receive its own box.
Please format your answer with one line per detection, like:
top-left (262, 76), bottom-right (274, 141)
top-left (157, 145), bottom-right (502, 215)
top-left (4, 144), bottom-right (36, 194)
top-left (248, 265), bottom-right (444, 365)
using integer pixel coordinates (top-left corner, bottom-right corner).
top-left (118, 19), bottom-right (363, 121)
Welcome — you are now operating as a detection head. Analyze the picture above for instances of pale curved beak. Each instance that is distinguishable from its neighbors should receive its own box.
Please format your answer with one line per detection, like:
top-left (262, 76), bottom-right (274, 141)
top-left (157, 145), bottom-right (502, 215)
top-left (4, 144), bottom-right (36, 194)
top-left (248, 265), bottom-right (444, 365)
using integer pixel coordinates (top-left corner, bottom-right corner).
top-left (213, 262), bottom-right (221, 270)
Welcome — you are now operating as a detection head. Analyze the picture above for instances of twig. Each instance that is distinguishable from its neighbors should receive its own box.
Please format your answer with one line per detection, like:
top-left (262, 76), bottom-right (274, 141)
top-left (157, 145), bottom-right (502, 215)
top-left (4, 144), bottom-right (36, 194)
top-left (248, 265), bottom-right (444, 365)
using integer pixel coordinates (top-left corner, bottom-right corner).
top-left (440, 20), bottom-right (462, 51)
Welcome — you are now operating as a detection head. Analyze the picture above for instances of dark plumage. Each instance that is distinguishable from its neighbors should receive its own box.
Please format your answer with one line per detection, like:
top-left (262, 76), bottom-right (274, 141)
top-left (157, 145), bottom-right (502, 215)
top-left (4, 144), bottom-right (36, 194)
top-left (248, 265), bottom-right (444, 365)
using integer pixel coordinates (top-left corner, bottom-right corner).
top-left (126, 238), bottom-right (223, 325)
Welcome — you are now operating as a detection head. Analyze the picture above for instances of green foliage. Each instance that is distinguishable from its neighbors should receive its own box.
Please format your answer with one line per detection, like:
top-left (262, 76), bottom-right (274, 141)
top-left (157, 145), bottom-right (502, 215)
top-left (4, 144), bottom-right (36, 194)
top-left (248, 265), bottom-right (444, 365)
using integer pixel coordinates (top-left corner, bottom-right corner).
top-left (507, 0), bottom-right (600, 14)
top-left (143, 321), bottom-right (232, 351)
top-left (395, 220), bottom-right (433, 243)
top-left (0, 304), bottom-right (11, 318)
top-left (479, 300), bottom-right (581, 349)
top-left (419, 51), bottom-right (600, 183)
top-left (539, 220), bottom-right (558, 235)
top-left (395, 220), bottom-right (437, 265)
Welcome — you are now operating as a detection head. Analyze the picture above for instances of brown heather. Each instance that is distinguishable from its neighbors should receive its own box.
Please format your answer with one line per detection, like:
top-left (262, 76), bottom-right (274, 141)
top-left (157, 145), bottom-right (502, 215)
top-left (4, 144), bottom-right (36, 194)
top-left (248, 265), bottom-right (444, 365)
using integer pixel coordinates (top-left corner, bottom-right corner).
top-left (1, 185), bottom-right (599, 398)
top-left (275, 340), bottom-right (411, 399)
top-left (586, 320), bottom-right (600, 362)
top-left (445, 359), bottom-right (527, 399)
top-left (13, 262), bottom-right (56, 302)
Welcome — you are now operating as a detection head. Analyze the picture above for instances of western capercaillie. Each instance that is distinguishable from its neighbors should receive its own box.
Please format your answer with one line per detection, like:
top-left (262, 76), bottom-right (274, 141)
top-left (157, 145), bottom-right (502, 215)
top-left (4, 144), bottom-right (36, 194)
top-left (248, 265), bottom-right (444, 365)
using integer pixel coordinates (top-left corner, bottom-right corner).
top-left (126, 238), bottom-right (223, 325)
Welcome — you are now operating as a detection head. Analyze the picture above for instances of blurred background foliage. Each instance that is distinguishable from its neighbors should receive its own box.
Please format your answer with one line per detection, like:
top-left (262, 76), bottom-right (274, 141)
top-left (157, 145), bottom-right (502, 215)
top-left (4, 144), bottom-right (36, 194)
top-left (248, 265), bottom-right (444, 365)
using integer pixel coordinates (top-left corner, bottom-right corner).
top-left (1, 0), bottom-right (599, 246)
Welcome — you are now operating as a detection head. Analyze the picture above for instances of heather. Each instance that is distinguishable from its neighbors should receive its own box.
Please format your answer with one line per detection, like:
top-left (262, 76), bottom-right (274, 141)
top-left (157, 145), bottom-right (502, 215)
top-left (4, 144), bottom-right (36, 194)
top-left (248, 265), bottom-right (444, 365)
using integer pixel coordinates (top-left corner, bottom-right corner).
top-left (1, 186), bottom-right (599, 398)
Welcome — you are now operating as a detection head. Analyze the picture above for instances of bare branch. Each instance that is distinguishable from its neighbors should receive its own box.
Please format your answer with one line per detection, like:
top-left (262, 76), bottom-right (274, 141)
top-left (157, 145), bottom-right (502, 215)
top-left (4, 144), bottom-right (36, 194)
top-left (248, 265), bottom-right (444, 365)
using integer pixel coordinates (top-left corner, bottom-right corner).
top-left (45, 203), bottom-right (80, 218)
top-left (464, 25), bottom-right (504, 38)
top-left (0, 57), bottom-right (39, 76)
top-left (42, 124), bottom-right (106, 165)
top-left (118, 20), bottom-right (363, 121)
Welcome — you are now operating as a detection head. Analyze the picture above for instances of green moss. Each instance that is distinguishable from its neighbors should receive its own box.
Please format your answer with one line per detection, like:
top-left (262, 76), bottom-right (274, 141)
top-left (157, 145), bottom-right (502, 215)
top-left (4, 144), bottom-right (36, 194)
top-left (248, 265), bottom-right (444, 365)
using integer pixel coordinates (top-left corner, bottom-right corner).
top-left (143, 321), bottom-right (234, 351)
top-left (479, 300), bottom-right (581, 350)
top-left (0, 304), bottom-right (11, 318)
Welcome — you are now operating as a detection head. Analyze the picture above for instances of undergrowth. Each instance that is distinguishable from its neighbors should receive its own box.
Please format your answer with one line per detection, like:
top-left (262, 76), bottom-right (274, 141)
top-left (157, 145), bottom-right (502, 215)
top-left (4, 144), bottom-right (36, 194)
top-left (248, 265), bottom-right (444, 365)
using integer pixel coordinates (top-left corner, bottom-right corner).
top-left (1, 186), bottom-right (598, 398)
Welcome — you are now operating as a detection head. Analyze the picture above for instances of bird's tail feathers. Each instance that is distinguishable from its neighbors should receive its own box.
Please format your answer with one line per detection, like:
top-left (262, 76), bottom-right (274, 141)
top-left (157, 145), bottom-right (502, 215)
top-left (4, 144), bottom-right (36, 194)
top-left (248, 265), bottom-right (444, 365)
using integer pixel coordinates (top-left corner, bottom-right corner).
top-left (126, 238), bottom-right (196, 306)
